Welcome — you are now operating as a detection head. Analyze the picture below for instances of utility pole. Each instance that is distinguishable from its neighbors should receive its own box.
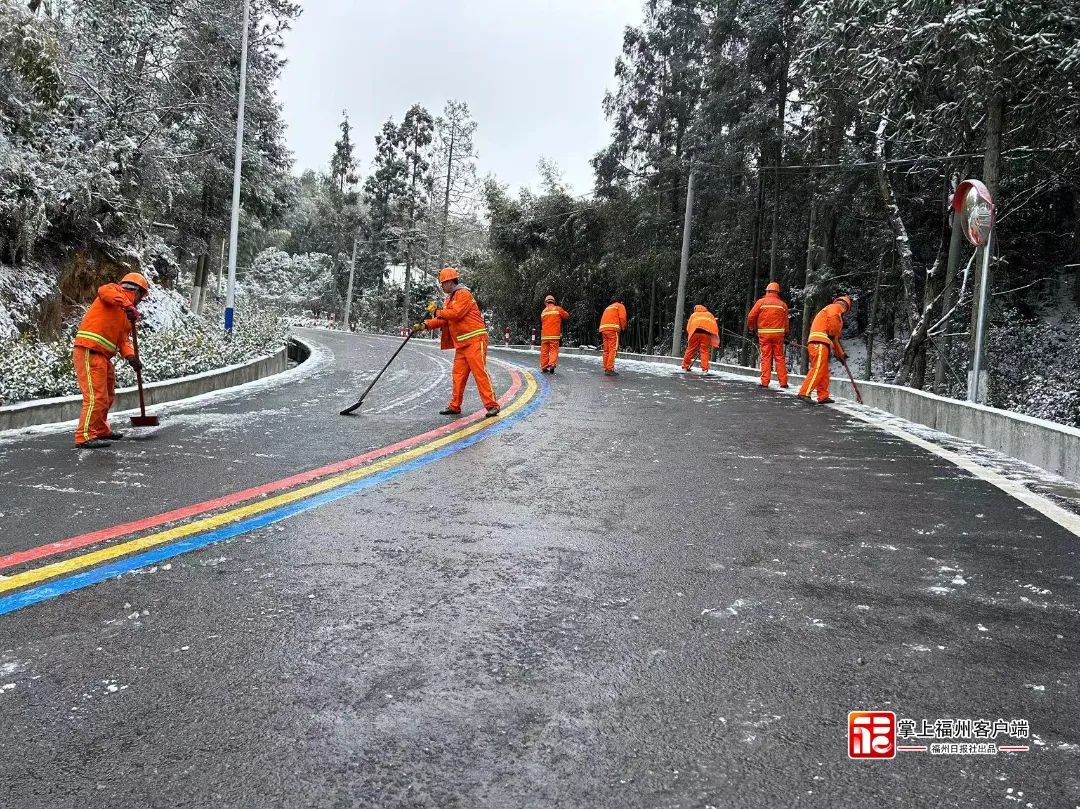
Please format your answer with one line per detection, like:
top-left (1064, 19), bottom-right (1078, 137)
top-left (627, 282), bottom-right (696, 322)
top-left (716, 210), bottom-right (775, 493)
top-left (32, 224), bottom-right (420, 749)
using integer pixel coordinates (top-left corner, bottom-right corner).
top-left (343, 235), bottom-right (358, 330)
top-left (438, 120), bottom-right (456, 266)
top-left (671, 164), bottom-right (696, 357)
top-left (223, 0), bottom-right (251, 335)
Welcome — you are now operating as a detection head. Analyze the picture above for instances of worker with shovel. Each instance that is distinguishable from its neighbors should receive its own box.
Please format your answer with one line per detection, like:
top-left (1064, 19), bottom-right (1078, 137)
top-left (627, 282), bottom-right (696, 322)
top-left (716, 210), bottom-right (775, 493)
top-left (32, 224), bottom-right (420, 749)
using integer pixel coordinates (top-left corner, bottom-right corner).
top-left (73, 267), bottom-right (150, 448)
top-left (417, 267), bottom-right (501, 418)
top-left (798, 294), bottom-right (851, 405)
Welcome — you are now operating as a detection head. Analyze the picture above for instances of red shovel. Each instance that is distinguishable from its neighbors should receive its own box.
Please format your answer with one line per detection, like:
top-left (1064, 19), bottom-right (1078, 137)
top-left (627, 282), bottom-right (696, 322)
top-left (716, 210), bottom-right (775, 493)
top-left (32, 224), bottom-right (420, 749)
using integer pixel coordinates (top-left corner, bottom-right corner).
top-left (129, 326), bottom-right (159, 427)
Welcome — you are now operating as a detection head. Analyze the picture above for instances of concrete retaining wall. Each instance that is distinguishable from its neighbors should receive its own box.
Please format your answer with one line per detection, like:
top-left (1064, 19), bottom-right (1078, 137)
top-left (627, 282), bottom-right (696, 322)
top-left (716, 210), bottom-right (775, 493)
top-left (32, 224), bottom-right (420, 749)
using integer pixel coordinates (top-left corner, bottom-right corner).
top-left (0, 344), bottom-right (291, 432)
top-left (491, 343), bottom-right (1080, 484)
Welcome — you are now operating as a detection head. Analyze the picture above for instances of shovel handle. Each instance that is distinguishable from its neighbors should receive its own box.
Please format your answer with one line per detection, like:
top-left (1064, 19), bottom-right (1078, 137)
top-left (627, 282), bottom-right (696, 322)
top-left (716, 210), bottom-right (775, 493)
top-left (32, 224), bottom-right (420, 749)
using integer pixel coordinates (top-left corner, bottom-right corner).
top-left (131, 325), bottom-right (148, 417)
top-left (840, 355), bottom-right (864, 404)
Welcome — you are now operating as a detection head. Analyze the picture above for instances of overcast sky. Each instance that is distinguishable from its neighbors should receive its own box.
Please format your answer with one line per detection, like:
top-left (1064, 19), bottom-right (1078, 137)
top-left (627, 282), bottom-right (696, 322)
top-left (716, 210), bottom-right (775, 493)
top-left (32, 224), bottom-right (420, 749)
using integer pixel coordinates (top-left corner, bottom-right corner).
top-left (277, 0), bottom-right (643, 196)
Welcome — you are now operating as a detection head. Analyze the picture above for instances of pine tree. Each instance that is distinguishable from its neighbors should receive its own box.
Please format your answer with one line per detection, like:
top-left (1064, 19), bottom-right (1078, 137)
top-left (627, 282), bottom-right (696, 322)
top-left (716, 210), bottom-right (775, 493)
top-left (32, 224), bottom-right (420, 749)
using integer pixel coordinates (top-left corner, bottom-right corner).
top-left (432, 100), bottom-right (479, 266)
top-left (329, 110), bottom-right (358, 195)
top-left (398, 103), bottom-right (434, 327)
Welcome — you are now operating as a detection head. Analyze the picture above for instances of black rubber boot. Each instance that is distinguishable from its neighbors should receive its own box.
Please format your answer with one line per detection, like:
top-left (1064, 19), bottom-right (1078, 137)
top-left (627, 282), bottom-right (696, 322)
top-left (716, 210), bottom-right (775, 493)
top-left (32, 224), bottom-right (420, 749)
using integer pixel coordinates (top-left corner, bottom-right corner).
top-left (439, 408), bottom-right (462, 416)
top-left (77, 438), bottom-right (114, 449)
top-left (484, 406), bottom-right (501, 418)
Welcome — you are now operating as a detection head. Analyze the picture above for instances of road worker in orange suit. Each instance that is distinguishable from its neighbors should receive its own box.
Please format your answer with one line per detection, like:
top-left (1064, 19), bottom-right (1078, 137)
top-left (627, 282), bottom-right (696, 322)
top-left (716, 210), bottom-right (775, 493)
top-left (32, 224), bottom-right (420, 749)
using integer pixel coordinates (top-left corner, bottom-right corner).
top-left (598, 295), bottom-right (628, 376)
top-left (539, 295), bottom-right (570, 374)
top-left (798, 294), bottom-right (852, 404)
top-left (746, 281), bottom-right (790, 388)
top-left (73, 269), bottom-right (150, 449)
top-left (681, 305), bottom-right (720, 374)
top-left (417, 267), bottom-right (501, 418)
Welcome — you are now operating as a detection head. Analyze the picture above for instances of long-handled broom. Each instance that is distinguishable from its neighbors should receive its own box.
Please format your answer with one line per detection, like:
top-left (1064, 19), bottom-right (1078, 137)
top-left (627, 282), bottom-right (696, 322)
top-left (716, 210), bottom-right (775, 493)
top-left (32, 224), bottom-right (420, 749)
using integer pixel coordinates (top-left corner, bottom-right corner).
top-left (340, 327), bottom-right (420, 416)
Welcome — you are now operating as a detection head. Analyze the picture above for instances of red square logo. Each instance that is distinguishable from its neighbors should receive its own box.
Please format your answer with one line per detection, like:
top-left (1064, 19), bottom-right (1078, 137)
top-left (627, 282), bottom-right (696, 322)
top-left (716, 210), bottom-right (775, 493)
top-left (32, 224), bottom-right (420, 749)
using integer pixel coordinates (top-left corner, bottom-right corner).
top-left (849, 711), bottom-right (896, 759)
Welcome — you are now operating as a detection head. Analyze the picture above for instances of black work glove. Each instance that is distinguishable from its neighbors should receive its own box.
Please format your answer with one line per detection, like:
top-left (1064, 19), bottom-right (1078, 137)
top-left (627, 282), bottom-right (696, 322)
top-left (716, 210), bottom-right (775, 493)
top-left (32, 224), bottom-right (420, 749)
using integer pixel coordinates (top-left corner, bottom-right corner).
top-left (128, 356), bottom-right (143, 373)
top-left (125, 306), bottom-right (141, 323)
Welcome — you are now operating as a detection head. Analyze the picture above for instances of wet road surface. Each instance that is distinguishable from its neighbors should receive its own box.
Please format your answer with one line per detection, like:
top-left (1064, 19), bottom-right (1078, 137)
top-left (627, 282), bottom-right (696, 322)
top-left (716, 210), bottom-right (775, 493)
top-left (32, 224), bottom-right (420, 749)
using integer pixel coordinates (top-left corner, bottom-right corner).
top-left (0, 329), bottom-right (1077, 808)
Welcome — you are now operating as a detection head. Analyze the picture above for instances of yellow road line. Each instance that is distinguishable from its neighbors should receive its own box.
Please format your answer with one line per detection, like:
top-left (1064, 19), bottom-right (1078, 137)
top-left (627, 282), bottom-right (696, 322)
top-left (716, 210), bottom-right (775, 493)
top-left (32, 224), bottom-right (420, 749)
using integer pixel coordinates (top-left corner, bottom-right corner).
top-left (1, 372), bottom-right (538, 594)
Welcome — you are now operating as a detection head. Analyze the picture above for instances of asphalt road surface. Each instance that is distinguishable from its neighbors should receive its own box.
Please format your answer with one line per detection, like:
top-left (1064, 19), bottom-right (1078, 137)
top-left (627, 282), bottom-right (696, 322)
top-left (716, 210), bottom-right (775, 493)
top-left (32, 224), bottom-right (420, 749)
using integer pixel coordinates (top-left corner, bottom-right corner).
top-left (0, 329), bottom-right (1077, 808)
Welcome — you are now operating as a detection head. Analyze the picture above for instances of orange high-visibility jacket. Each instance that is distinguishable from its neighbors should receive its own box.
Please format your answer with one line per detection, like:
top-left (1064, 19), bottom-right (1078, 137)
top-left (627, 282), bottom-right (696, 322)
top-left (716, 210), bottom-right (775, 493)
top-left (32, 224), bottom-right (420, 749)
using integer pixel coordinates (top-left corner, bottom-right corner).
top-left (598, 302), bottom-right (628, 333)
top-left (686, 305), bottom-right (719, 336)
top-left (686, 305), bottom-right (720, 347)
top-left (746, 292), bottom-right (790, 337)
top-left (808, 302), bottom-right (846, 353)
top-left (74, 283), bottom-right (136, 359)
top-left (540, 304), bottom-right (570, 339)
top-left (425, 285), bottom-right (489, 349)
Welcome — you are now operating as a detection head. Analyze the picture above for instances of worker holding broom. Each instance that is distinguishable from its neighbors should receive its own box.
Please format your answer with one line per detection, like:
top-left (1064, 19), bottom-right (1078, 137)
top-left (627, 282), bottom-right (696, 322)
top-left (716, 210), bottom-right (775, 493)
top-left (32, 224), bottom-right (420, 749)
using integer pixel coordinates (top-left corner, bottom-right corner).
top-left (798, 294), bottom-right (852, 405)
top-left (418, 267), bottom-right (501, 418)
top-left (539, 295), bottom-right (570, 374)
top-left (73, 266), bottom-right (150, 449)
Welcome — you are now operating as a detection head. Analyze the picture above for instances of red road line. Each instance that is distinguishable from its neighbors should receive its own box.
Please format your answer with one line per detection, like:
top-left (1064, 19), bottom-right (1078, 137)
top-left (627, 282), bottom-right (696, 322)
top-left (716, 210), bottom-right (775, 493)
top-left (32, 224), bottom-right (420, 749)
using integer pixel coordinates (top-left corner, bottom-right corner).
top-left (0, 369), bottom-right (524, 571)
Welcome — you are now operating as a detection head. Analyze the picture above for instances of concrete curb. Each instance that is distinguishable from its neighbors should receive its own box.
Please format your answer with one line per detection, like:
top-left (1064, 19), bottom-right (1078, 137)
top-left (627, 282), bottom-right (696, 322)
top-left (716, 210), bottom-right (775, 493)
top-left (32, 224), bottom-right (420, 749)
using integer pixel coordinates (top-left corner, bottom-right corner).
top-left (490, 343), bottom-right (1080, 485)
top-left (0, 344), bottom-right (292, 432)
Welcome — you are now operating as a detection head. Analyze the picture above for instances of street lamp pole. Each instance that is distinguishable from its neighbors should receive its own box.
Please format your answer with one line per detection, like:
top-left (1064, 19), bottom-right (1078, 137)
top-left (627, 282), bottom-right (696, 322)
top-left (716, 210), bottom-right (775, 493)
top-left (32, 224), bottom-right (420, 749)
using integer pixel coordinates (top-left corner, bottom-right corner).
top-left (224, 0), bottom-right (251, 334)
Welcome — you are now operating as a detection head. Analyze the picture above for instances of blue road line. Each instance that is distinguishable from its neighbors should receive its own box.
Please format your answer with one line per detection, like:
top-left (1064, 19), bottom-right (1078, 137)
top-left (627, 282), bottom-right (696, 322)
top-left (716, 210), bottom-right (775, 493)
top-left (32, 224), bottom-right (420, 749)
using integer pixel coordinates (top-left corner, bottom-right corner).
top-left (0, 367), bottom-right (548, 616)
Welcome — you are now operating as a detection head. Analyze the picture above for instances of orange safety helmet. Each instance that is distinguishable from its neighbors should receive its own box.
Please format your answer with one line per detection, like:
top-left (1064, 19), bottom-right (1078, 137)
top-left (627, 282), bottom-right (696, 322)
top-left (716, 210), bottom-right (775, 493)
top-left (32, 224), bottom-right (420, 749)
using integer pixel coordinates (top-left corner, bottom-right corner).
top-left (120, 272), bottom-right (151, 297)
top-left (835, 294), bottom-right (852, 310)
top-left (438, 267), bottom-right (460, 284)
top-left (544, 295), bottom-right (555, 304)
top-left (766, 281), bottom-right (781, 293)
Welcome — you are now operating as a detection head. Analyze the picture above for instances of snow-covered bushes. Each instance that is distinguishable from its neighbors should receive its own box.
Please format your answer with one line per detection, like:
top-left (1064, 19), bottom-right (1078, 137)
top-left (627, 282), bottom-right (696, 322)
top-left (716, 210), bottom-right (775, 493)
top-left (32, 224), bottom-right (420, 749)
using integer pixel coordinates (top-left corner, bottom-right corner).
top-left (0, 262), bottom-right (52, 339)
top-left (0, 301), bottom-right (289, 405)
top-left (242, 248), bottom-right (340, 314)
top-left (985, 310), bottom-right (1080, 427)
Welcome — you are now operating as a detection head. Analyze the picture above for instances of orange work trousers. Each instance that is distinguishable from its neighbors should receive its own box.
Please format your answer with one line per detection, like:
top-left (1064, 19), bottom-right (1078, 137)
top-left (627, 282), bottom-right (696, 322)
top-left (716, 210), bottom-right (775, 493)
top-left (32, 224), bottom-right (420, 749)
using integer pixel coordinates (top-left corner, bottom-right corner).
top-left (682, 332), bottom-right (712, 372)
top-left (798, 343), bottom-right (831, 402)
top-left (601, 331), bottom-right (620, 372)
top-left (73, 346), bottom-right (117, 444)
top-left (540, 339), bottom-right (560, 370)
top-left (758, 334), bottom-right (788, 386)
top-left (449, 338), bottom-right (498, 411)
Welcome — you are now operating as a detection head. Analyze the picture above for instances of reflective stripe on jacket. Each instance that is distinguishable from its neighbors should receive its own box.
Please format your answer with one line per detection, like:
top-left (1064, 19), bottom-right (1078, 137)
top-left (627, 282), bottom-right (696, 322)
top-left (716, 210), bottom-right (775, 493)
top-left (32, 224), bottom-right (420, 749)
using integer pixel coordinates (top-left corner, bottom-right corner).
top-left (74, 283), bottom-right (136, 359)
top-left (425, 285), bottom-right (489, 348)
top-left (807, 302), bottom-right (846, 351)
top-left (685, 305), bottom-right (719, 337)
top-left (540, 305), bottom-right (570, 339)
top-left (746, 292), bottom-right (790, 337)
top-left (599, 302), bottom-right (628, 332)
